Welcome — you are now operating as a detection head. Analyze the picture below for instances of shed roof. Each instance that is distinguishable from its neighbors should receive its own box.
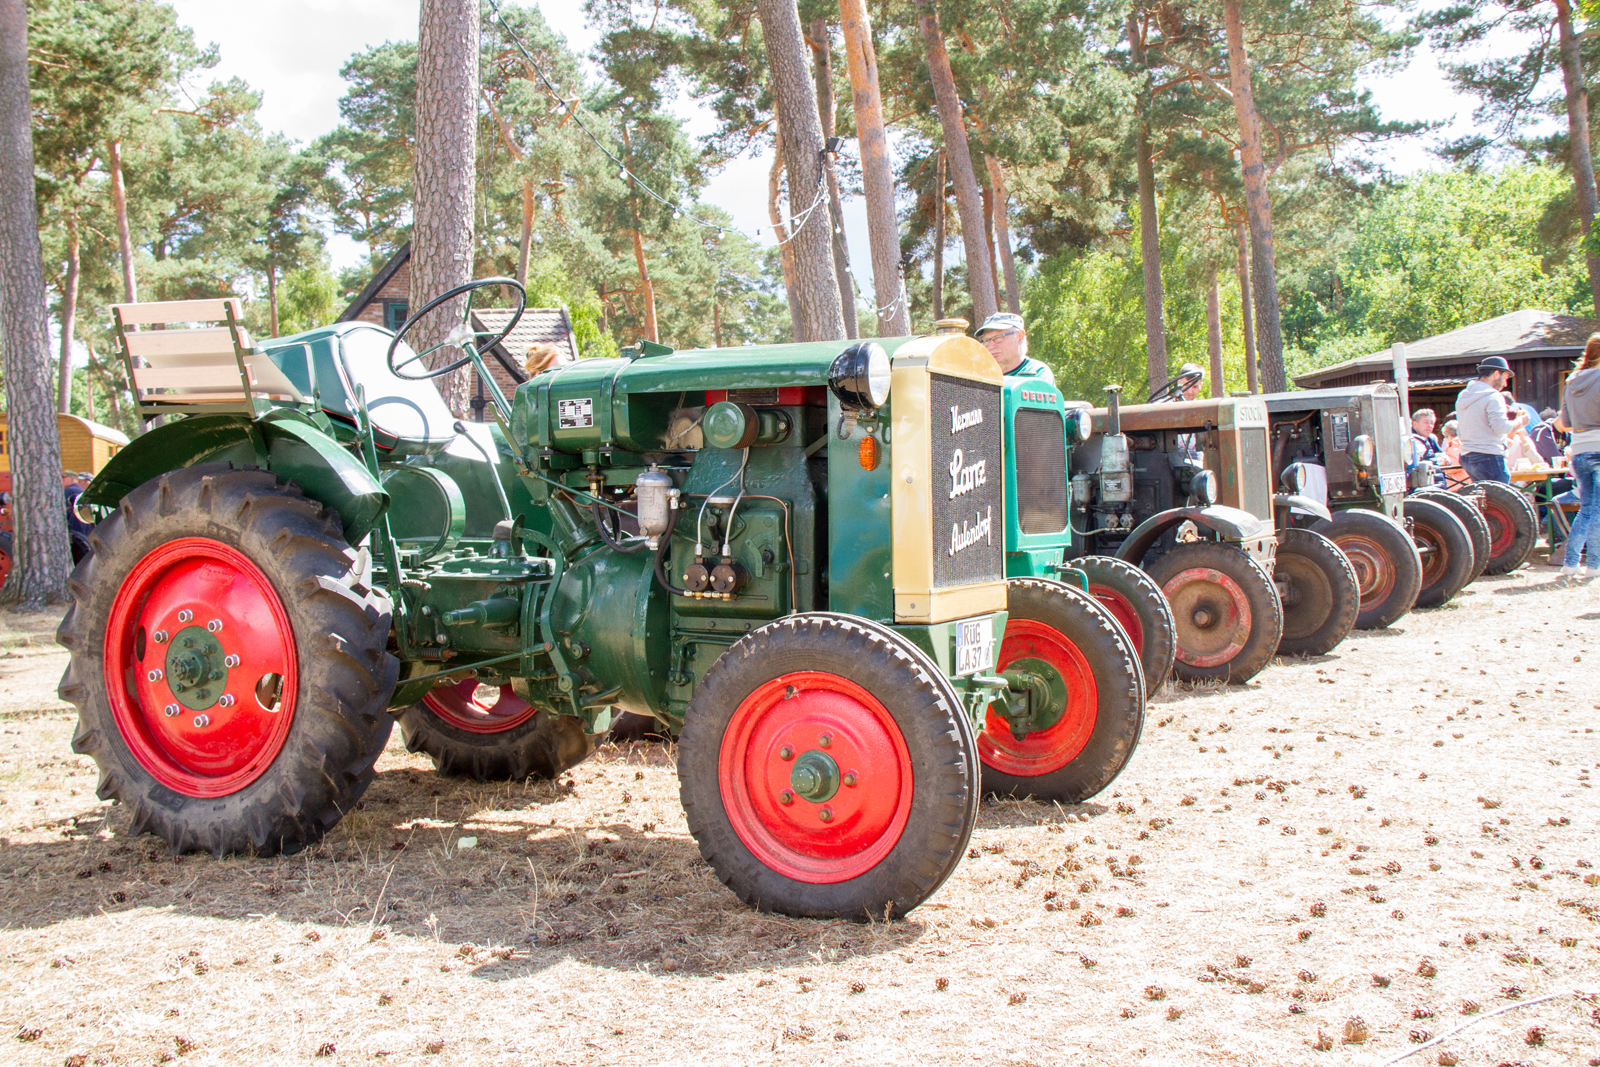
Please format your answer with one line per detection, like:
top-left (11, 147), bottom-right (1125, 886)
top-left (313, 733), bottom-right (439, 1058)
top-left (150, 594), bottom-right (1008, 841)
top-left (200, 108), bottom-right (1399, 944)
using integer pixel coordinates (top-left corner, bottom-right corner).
top-left (471, 306), bottom-right (580, 365)
top-left (336, 243), bottom-right (410, 323)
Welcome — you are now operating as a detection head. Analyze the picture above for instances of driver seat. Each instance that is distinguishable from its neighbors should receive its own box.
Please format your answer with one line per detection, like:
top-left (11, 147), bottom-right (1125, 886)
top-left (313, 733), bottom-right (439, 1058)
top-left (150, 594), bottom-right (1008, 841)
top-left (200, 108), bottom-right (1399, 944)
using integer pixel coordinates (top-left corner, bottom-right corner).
top-left (265, 323), bottom-right (460, 456)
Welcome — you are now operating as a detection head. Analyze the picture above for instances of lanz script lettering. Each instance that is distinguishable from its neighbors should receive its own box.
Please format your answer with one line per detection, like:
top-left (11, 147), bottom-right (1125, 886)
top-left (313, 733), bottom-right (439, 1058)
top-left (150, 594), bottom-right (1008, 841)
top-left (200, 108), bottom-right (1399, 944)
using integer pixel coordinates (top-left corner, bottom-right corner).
top-left (948, 449), bottom-right (987, 499)
top-left (949, 506), bottom-right (993, 557)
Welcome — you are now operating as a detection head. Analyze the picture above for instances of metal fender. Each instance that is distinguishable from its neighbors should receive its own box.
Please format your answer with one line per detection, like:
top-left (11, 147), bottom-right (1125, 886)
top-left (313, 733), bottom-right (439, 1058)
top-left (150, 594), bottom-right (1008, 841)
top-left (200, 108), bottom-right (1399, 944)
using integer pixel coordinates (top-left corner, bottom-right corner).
top-left (81, 410), bottom-right (388, 543)
top-left (1272, 493), bottom-right (1332, 523)
top-left (1114, 505), bottom-right (1268, 564)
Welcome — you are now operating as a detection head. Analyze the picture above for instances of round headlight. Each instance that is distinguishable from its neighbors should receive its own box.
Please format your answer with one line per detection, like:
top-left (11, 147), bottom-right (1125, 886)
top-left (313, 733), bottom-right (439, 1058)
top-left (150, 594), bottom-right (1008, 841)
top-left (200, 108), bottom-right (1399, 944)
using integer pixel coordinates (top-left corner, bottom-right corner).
top-left (1353, 433), bottom-right (1376, 469)
top-left (828, 341), bottom-right (892, 411)
top-left (1069, 408), bottom-right (1092, 442)
top-left (1191, 469), bottom-right (1219, 506)
top-left (1281, 462), bottom-right (1308, 494)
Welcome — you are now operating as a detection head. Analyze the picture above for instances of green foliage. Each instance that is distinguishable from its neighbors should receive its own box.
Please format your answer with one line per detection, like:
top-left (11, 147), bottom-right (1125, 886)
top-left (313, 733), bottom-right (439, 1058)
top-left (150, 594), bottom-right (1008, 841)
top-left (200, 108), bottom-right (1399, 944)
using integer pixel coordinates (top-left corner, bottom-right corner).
top-left (278, 267), bottom-right (341, 336)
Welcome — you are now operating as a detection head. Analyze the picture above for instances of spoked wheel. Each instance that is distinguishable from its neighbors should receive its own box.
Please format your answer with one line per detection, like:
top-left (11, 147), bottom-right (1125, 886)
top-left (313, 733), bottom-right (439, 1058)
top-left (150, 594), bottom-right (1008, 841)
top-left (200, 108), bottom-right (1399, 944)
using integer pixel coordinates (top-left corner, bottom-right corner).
top-left (679, 614), bottom-right (976, 920)
top-left (56, 464), bottom-right (398, 856)
top-left (1406, 496), bottom-right (1475, 609)
top-left (978, 579), bottom-right (1145, 803)
top-left (1413, 488), bottom-right (1490, 583)
top-left (1273, 528), bottom-right (1360, 657)
top-left (395, 678), bottom-right (594, 782)
top-left (1465, 481), bottom-right (1538, 575)
top-left (1312, 509), bottom-right (1422, 630)
top-left (1068, 555), bottom-right (1177, 689)
top-left (1145, 542), bottom-right (1283, 684)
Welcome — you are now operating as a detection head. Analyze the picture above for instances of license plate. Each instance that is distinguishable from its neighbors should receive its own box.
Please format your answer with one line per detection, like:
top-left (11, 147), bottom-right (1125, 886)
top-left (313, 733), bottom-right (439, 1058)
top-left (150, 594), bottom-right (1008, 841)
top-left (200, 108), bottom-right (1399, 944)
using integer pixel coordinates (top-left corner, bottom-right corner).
top-left (955, 616), bottom-right (996, 677)
top-left (1380, 472), bottom-right (1406, 496)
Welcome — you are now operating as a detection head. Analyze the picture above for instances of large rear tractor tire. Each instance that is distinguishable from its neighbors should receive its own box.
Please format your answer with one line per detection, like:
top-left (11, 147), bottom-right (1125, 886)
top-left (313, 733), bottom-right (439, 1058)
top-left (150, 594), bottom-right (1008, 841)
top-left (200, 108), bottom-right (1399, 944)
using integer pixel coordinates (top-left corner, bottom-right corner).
top-left (1069, 555), bottom-right (1177, 689)
top-left (56, 464), bottom-right (398, 856)
top-left (1311, 509), bottom-right (1422, 630)
top-left (978, 579), bottom-right (1145, 803)
top-left (1406, 496), bottom-right (1475, 609)
top-left (679, 614), bottom-right (977, 920)
top-left (1413, 488), bottom-right (1490, 583)
top-left (1145, 542), bottom-right (1283, 684)
top-left (395, 680), bottom-right (594, 782)
top-left (1467, 480), bottom-right (1538, 575)
top-left (1273, 528), bottom-right (1360, 657)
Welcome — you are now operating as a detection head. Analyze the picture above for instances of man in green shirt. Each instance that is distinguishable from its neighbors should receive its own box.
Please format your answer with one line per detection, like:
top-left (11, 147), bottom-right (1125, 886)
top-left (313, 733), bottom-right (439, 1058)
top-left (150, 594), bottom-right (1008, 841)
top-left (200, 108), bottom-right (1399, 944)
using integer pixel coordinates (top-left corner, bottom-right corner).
top-left (976, 313), bottom-right (1055, 385)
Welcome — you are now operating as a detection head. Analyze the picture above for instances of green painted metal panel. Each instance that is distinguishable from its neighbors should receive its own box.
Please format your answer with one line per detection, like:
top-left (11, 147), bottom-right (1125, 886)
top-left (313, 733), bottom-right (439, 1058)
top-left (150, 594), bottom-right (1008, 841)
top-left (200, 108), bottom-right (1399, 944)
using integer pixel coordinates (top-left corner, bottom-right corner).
top-left (826, 391), bottom-right (893, 621)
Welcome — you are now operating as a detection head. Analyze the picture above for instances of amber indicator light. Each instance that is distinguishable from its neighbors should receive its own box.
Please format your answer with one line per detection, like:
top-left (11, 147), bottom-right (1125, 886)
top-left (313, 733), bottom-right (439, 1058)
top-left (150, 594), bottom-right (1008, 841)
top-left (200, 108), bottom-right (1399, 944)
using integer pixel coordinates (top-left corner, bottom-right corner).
top-left (858, 435), bottom-right (878, 471)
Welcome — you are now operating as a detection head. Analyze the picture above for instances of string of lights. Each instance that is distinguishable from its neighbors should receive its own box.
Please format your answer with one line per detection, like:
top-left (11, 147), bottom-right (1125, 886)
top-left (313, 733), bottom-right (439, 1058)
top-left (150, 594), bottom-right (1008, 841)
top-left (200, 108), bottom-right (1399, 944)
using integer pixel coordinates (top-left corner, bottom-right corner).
top-left (486, 0), bottom-right (831, 249)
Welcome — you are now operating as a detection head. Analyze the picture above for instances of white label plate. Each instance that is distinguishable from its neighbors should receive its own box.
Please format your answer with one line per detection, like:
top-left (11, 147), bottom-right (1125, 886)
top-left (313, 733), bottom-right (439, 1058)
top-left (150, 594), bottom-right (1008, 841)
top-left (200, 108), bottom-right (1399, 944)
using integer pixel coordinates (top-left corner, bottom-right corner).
top-left (1379, 471), bottom-right (1406, 496)
top-left (955, 615), bottom-right (996, 677)
top-left (558, 398), bottom-right (594, 429)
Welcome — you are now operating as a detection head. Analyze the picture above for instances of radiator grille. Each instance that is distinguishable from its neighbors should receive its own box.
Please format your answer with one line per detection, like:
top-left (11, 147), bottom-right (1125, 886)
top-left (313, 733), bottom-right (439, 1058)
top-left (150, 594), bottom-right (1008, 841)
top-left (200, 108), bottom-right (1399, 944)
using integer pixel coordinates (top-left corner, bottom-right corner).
top-left (931, 374), bottom-right (1004, 588)
top-left (1013, 407), bottom-right (1069, 534)
top-left (1237, 425), bottom-right (1273, 521)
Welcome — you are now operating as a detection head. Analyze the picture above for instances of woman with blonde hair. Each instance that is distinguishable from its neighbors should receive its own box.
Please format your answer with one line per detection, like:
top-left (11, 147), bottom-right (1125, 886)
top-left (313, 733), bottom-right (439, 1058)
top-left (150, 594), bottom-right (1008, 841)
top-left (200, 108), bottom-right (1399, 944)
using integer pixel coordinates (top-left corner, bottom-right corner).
top-left (524, 342), bottom-right (566, 377)
top-left (1555, 333), bottom-right (1600, 576)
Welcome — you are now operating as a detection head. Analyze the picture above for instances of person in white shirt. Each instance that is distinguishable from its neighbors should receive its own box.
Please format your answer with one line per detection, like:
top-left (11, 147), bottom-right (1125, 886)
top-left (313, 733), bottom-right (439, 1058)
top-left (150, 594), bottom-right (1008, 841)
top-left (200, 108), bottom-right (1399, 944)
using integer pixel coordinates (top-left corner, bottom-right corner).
top-left (1454, 356), bottom-right (1527, 484)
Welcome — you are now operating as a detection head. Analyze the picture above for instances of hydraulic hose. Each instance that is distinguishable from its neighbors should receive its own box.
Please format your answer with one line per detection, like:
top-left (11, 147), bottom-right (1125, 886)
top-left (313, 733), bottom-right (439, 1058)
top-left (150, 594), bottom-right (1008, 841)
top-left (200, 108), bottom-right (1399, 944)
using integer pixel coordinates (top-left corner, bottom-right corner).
top-left (652, 530), bottom-right (690, 596)
top-left (591, 501), bottom-right (647, 554)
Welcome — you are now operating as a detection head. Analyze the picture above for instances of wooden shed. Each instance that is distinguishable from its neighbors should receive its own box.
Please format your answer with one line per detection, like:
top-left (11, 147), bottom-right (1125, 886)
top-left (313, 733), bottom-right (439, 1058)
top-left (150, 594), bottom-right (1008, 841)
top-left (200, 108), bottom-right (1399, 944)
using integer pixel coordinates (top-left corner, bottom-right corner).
top-left (0, 413), bottom-right (130, 477)
top-left (1293, 309), bottom-right (1596, 417)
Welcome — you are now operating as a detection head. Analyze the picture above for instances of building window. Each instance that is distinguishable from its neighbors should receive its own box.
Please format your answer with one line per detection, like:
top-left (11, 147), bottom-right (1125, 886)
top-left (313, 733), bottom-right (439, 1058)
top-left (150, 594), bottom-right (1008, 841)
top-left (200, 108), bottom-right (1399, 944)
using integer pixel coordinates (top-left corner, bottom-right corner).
top-left (382, 301), bottom-right (409, 332)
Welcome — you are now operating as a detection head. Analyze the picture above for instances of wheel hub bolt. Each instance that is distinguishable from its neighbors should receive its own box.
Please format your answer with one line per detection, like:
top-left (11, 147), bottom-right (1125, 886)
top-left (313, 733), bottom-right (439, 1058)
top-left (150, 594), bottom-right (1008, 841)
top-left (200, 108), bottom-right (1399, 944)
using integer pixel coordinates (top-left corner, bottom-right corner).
top-left (146, 668), bottom-right (163, 682)
top-left (778, 790), bottom-right (794, 805)
top-left (163, 704), bottom-right (179, 717)
top-left (818, 732), bottom-right (832, 748)
top-left (843, 771), bottom-right (858, 787)
top-left (196, 689), bottom-right (209, 700)
top-left (206, 619), bottom-right (222, 632)
top-left (177, 610), bottom-right (193, 623)
top-left (218, 694), bottom-right (235, 708)
top-left (192, 714), bottom-right (210, 728)
top-left (1193, 608), bottom-right (1214, 627)
top-left (778, 745), bottom-right (794, 761)
top-left (152, 630), bottom-right (169, 644)
top-left (818, 806), bottom-right (834, 823)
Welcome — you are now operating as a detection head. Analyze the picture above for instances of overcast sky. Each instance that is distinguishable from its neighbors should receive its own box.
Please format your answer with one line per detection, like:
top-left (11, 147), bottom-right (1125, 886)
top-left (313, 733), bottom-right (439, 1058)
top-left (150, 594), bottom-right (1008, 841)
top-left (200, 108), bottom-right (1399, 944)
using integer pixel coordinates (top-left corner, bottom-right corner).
top-left (165, 0), bottom-right (1527, 298)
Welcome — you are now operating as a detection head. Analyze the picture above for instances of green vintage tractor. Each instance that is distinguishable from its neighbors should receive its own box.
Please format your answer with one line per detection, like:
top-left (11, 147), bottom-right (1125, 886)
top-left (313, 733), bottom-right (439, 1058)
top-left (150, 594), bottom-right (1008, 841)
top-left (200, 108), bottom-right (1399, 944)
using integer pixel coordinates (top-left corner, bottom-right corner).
top-left (61, 282), bottom-right (1145, 920)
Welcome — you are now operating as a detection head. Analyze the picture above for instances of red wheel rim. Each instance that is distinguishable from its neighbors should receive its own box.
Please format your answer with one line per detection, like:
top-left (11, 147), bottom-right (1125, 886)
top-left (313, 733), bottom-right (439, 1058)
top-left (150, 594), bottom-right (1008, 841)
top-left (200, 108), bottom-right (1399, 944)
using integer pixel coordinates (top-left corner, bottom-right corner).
top-left (718, 672), bottom-right (912, 884)
top-left (1413, 524), bottom-right (1449, 586)
top-left (1161, 567), bottom-right (1252, 668)
top-left (1480, 501), bottom-right (1514, 557)
top-left (422, 680), bottom-right (538, 733)
top-left (979, 619), bottom-right (1098, 776)
top-left (1333, 533), bottom-right (1396, 607)
top-left (104, 537), bottom-right (298, 797)
top-left (1087, 583), bottom-right (1145, 657)
top-left (0, 547), bottom-right (10, 588)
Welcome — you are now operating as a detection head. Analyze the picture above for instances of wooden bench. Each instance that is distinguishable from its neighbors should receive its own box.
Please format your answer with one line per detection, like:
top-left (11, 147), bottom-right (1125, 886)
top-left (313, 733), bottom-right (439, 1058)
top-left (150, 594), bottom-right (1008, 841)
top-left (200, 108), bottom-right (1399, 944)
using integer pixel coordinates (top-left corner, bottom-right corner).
top-left (112, 298), bottom-right (305, 421)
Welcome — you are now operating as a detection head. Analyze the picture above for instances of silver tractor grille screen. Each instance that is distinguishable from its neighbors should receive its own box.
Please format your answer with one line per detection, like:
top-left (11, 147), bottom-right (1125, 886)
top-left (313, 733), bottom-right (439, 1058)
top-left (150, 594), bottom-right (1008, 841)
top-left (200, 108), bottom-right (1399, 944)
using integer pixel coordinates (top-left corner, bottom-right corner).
top-left (1237, 424), bottom-right (1273, 521)
top-left (931, 373), bottom-right (1005, 589)
top-left (1013, 407), bottom-right (1069, 534)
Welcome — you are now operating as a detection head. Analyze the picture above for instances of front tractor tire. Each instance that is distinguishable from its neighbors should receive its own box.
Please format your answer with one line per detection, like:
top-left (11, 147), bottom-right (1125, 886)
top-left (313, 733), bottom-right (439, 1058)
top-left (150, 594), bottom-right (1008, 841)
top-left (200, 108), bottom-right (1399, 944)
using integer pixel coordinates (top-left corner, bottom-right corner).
top-left (979, 578), bottom-right (1145, 804)
top-left (1406, 496), bottom-right (1475, 609)
top-left (1412, 488), bottom-right (1490, 584)
top-left (1069, 555), bottom-right (1178, 689)
top-left (679, 614), bottom-right (977, 920)
top-left (1311, 509), bottom-right (1422, 630)
top-left (395, 681), bottom-right (594, 782)
top-left (1466, 480), bottom-right (1538, 575)
top-left (1273, 528), bottom-right (1360, 657)
top-left (1145, 541), bottom-right (1284, 684)
top-left (57, 464), bottom-right (398, 856)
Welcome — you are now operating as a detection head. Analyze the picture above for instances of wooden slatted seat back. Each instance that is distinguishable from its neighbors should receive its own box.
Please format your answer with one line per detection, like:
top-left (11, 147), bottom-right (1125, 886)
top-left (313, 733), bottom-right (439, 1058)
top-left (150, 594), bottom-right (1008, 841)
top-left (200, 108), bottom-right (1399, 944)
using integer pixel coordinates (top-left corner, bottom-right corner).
top-left (113, 298), bottom-right (302, 420)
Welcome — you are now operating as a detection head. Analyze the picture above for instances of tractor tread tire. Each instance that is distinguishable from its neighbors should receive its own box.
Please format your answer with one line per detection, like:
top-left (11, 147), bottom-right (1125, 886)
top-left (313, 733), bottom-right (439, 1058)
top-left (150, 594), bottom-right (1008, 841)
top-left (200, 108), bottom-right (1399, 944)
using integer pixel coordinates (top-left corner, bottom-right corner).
top-left (395, 695), bottom-right (595, 782)
top-left (1069, 555), bottom-right (1178, 689)
top-left (1466, 480), bottom-right (1538, 575)
top-left (1312, 509), bottom-right (1422, 630)
top-left (1406, 496), bottom-right (1475, 609)
top-left (56, 463), bottom-right (398, 857)
top-left (1146, 542), bottom-right (1283, 684)
top-left (1273, 528), bottom-right (1360, 657)
top-left (1412, 488), bottom-right (1490, 583)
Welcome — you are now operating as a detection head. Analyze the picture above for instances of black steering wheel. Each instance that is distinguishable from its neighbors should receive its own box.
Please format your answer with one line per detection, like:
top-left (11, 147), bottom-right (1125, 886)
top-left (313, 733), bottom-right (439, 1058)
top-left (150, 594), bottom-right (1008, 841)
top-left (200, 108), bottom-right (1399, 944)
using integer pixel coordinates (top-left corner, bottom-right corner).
top-left (1147, 368), bottom-right (1203, 404)
top-left (386, 276), bottom-right (526, 380)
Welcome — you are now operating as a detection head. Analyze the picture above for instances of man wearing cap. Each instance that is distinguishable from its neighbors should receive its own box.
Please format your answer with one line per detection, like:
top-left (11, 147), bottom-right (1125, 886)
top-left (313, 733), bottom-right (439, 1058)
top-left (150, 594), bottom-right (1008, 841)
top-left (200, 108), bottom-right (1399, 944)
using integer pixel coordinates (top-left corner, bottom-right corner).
top-left (1455, 356), bottom-right (1527, 484)
top-left (975, 313), bottom-right (1055, 385)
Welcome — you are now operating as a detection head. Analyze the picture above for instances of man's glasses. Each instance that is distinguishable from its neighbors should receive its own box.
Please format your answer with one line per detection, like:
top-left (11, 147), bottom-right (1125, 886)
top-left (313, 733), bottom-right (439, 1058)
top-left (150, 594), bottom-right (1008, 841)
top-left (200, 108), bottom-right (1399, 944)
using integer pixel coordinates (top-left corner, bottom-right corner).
top-left (980, 330), bottom-right (1019, 343)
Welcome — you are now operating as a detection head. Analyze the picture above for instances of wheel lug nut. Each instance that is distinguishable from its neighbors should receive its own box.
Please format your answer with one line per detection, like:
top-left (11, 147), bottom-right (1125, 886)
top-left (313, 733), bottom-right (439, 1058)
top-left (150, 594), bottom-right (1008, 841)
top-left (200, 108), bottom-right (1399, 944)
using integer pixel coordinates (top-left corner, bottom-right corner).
top-left (183, 639), bottom-right (194, 649)
top-left (163, 704), bottom-right (179, 717)
top-left (177, 610), bottom-right (193, 623)
top-left (211, 670), bottom-right (224, 681)
top-left (218, 694), bottom-right (235, 708)
top-left (196, 689), bottom-right (209, 699)
top-left (192, 714), bottom-right (210, 728)
top-left (778, 745), bottom-right (794, 761)
top-left (152, 630), bottom-right (169, 644)
top-left (223, 654), bottom-right (240, 668)
top-left (843, 771), bottom-right (858, 787)
top-left (818, 733), bottom-right (832, 748)
top-left (778, 790), bottom-right (794, 806)
top-left (146, 668), bottom-right (163, 682)
top-left (206, 619), bottom-right (223, 632)
top-left (818, 806), bottom-right (834, 823)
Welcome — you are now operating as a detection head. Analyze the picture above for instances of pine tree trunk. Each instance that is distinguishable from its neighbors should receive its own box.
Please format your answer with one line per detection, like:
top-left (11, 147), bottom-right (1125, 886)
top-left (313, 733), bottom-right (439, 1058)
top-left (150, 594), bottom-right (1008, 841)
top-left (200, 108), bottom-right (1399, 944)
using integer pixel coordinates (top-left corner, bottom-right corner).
top-left (1206, 262), bottom-right (1224, 398)
top-left (838, 0), bottom-right (910, 335)
top-left (986, 155), bottom-right (1021, 315)
top-left (629, 223), bottom-right (659, 343)
top-left (1128, 14), bottom-right (1168, 393)
top-left (0, 0), bottom-right (69, 605)
top-left (1556, 0), bottom-right (1600, 317)
top-left (1235, 221), bottom-right (1258, 393)
top-left (107, 138), bottom-right (137, 303)
top-left (266, 264), bottom-right (280, 338)
top-left (980, 174), bottom-right (1005, 312)
top-left (768, 124), bottom-right (803, 337)
top-left (57, 212), bottom-right (79, 414)
top-left (517, 179), bottom-right (534, 286)
top-left (932, 149), bottom-right (946, 321)
top-left (413, 0), bottom-right (479, 416)
top-left (1222, 0), bottom-right (1285, 393)
top-left (757, 0), bottom-right (845, 341)
top-left (808, 18), bottom-right (858, 338)
top-left (915, 0), bottom-right (997, 324)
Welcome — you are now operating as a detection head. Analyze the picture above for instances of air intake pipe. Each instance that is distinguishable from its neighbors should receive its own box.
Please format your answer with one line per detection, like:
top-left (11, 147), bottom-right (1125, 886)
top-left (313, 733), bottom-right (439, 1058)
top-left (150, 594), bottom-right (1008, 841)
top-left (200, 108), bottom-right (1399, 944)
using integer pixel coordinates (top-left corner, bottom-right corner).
top-left (1098, 385), bottom-right (1133, 504)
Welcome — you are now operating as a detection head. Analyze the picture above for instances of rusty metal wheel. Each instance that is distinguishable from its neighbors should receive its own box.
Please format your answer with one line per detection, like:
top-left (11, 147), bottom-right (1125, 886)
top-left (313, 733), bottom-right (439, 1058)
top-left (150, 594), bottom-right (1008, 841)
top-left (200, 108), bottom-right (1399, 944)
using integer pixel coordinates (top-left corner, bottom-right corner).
top-left (1313, 509), bottom-right (1421, 629)
top-left (1145, 542), bottom-right (1283, 684)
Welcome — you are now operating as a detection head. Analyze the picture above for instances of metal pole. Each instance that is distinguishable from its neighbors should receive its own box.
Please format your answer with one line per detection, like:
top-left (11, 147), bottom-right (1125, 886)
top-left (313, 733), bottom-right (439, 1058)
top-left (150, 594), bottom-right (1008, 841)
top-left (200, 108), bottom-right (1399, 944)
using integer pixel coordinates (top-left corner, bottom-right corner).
top-left (1392, 341), bottom-right (1410, 425)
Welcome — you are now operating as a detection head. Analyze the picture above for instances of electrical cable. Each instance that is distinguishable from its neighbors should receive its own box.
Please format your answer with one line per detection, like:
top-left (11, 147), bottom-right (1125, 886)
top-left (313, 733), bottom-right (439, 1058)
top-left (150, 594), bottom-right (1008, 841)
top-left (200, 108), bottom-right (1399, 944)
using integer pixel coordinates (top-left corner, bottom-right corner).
top-left (721, 447), bottom-right (751, 555)
top-left (695, 448), bottom-right (748, 556)
top-left (591, 501), bottom-right (647, 554)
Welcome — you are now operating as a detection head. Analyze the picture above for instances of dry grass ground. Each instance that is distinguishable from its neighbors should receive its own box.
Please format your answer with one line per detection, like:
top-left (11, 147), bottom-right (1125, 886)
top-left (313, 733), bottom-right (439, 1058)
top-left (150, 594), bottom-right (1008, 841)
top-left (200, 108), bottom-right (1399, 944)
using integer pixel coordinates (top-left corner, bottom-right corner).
top-left (0, 569), bottom-right (1596, 1066)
